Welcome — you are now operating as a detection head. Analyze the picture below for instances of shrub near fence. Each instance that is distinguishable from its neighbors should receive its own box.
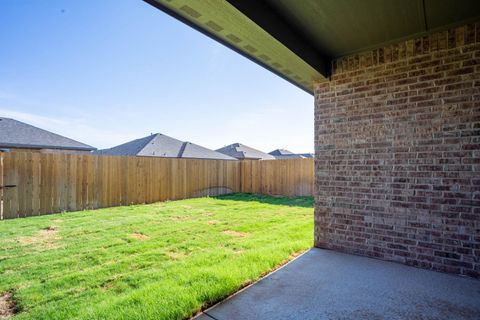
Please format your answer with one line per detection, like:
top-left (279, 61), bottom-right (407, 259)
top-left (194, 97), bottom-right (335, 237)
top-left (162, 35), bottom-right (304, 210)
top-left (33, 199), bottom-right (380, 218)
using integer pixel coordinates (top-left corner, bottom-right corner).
top-left (0, 152), bottom-right (313, 219)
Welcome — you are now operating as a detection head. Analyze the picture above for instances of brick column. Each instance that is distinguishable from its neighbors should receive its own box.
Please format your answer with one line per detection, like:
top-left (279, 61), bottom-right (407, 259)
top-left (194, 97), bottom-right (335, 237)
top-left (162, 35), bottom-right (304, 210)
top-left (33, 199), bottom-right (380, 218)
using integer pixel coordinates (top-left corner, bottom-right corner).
top-left (314, 23), bottom-right (480, 278)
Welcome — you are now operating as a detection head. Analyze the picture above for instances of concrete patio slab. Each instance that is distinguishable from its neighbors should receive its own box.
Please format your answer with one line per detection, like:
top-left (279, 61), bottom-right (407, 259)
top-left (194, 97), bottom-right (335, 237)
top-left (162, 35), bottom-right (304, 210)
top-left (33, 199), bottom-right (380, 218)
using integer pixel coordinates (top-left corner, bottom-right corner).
top-left (195, 248), bottom-right (480, 320)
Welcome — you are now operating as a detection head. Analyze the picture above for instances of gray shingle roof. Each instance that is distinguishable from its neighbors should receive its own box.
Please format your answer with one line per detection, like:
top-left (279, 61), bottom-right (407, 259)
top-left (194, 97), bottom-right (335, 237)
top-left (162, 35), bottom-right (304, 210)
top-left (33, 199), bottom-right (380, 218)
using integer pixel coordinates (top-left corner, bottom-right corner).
top-left (299, 153), bottom-right (314, 158)
top-left (269, 149), bottom-right (295, 156)
top-left (216, 143), bottom-right (275, 160)
top-left (181, 142), bottom-right (236, 160)
top-left (97, 133), bottom-right (236, 160)
top-left (0, 117), bottom-right (96, 151)
top-left (269, 149), bottom-right (305, 159)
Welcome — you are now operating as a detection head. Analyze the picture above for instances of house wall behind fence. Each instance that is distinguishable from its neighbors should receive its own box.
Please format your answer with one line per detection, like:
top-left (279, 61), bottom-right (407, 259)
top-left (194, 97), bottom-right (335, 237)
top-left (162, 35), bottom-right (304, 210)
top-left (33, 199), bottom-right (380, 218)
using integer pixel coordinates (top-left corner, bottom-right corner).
top-left (314, 23), bottom-right (480, 277)
top-left (0, 153), bottom-right (313, 219)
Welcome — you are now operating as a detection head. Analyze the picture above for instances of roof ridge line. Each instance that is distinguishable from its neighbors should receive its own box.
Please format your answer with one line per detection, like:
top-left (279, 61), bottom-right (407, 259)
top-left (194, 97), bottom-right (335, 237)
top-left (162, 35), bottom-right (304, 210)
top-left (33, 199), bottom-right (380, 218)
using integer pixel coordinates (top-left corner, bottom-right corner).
top-left (137, 133), bottom-right (161, 154)
top-left (178, 141), bottom-right (189, 158)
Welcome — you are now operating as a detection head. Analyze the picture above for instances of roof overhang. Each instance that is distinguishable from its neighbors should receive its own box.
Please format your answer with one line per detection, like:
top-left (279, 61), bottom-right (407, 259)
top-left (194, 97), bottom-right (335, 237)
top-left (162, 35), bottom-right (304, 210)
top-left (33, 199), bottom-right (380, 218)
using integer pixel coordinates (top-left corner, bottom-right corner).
top-left (0, 143), bottom-right (96, 151)
top-left (145, 0), bottom-right (480, 94)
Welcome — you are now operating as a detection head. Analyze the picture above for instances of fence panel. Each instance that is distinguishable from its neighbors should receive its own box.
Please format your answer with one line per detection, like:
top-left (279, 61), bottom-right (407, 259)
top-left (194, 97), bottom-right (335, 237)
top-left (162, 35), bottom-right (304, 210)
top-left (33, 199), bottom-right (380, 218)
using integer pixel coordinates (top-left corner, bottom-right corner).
top-left (241, 159), bottom-right (314, 197)
top-left (0, 152), bottom-right (313, 219)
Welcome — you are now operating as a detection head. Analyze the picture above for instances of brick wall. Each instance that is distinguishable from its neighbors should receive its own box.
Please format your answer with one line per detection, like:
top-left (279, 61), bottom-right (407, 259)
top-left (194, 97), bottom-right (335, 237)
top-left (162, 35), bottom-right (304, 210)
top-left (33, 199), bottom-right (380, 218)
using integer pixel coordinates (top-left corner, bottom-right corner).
top-left (314, 23), bottom-right (480, 278)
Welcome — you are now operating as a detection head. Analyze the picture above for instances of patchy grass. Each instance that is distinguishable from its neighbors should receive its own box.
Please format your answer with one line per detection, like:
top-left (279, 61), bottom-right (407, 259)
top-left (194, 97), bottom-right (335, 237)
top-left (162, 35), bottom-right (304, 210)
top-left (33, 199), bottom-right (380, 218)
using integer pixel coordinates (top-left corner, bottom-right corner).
top-left (0, 193), bottom-right (313, 320)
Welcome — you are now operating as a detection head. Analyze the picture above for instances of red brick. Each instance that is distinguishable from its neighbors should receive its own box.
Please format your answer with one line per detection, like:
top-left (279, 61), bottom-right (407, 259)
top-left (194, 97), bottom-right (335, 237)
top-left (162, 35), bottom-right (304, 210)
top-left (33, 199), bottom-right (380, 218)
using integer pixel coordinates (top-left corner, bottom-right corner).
top-left (314, 23), bottom-right (480, 278)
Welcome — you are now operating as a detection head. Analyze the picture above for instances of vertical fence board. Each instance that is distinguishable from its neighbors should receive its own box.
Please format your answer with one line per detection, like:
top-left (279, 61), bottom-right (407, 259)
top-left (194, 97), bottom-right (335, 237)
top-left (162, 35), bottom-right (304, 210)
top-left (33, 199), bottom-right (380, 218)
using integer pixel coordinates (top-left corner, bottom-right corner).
top-left (16, 152), bottom-right (27, 217)
top-left (3, 152), bottom-right (18, 218)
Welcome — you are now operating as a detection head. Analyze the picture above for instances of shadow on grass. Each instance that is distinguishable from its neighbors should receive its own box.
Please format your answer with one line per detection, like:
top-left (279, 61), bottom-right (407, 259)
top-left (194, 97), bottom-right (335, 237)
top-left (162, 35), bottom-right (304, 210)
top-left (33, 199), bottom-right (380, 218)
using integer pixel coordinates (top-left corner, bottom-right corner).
top-left (213, 193), bottom-right (314, 208)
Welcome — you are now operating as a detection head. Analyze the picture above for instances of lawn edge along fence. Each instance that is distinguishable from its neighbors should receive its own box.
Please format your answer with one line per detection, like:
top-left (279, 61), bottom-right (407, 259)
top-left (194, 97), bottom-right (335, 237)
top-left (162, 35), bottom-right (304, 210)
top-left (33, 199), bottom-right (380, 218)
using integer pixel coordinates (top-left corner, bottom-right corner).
top-left (0, 152), bottom-right (313, 219)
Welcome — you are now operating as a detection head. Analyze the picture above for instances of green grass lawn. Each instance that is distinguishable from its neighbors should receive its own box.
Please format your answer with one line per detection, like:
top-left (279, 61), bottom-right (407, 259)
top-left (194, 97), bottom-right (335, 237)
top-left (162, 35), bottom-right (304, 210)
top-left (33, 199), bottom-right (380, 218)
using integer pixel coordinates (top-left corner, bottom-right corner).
top-left (0, 193), bottom-right (313, 320)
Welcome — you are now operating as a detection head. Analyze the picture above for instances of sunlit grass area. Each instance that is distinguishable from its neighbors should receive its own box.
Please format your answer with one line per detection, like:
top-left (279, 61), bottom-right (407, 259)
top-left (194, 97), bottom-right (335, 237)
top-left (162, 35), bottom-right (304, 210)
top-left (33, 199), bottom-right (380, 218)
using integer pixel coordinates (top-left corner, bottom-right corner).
top-left (0, 193), bottom-right (313, 320)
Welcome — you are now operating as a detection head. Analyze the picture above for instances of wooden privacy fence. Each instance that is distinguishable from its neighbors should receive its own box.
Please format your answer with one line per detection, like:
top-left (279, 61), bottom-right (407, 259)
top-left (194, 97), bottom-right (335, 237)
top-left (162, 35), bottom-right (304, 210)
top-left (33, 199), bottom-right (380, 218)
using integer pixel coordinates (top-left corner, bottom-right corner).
top-left (241, 159), bottom-right (314, 196)
top-left (0, 152), bottom-right (313, 219)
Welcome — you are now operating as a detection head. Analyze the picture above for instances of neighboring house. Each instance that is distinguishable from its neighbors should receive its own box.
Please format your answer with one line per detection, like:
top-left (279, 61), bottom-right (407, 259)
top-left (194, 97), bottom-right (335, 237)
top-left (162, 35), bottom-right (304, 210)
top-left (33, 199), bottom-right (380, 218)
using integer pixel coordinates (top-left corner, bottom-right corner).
top-left (0, 117), bottom-right (96, 153)
top-left (96, 133), bottom-right (236, 160)
top-left (269, 149), bottom-right (304, 160)
top-left (216, 143), bottom-right (275, 160)
top-left (299, 153), bottom-right (314, 159)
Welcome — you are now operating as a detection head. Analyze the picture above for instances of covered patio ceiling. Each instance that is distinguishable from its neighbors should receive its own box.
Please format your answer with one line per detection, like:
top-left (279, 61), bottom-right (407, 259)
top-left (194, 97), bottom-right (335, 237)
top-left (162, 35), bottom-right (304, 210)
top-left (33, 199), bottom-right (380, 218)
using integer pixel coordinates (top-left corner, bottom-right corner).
top-left (144, 0), bottom-right (480, 94)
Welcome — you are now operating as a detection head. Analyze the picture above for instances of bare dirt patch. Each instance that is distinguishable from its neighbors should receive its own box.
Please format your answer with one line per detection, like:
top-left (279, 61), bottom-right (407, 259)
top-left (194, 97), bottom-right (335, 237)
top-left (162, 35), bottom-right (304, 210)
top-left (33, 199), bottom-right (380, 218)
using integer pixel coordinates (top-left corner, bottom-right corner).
top-left (0, 292), bottom-right (17, 319)
top-left (17, 226), bottom-right (60, 249)
top-left (222, 230), bottom-right (248, 237)
top-left (166, 250), bottom-right (188, 260)
top-left (100, 276), bottom-right (119, 291)
top-left (41, 226), bottom-right (57, 233)
top-left (128, 233), bottom-right (150, 240)
top-left (152, 202), bottom-right (166, 207)
top-left (171, 215), bottom-right (192, 221)
top-left (207, 220), bottom-right (220, 225)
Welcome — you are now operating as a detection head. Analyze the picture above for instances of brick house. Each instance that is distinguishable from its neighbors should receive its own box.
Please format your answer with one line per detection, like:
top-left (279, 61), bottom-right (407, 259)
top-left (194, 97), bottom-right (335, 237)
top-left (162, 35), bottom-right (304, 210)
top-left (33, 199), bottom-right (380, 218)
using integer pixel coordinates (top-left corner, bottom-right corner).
top-left (145, 0), bottom-right (480, 278)
top-left (313, 31), bottom-right (479, 277)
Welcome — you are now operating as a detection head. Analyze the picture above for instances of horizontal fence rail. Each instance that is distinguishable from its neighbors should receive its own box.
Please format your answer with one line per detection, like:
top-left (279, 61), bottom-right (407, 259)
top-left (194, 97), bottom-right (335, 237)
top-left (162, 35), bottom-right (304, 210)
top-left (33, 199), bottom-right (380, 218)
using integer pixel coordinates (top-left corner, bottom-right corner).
top-left (0, 152), bottom-right (313, 219)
